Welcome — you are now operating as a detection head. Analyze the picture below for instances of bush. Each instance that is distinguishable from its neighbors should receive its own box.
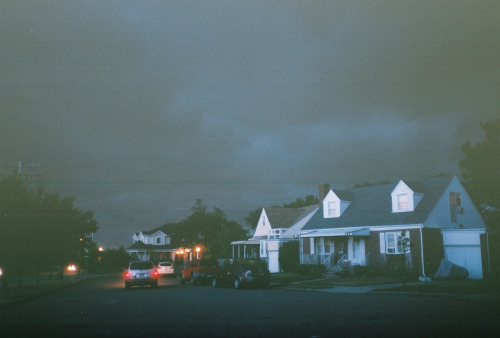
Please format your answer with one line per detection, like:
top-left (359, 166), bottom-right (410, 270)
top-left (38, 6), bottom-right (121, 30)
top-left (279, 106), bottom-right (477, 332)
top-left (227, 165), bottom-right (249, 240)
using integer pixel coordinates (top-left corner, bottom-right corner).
top-left (297, 264), bottom-right (325, 277)
top-left (279, 241), bottom-right (300, 272)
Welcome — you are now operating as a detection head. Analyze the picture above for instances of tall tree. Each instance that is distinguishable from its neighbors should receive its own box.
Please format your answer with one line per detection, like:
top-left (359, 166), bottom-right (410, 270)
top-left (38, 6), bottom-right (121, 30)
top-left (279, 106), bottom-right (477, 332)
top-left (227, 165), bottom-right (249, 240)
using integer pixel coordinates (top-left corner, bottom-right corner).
top-left (460, 118), bottom-right (500, 210)
top-left (459, 118), bottom-right (500, 278)
top-left (170, 199), bottom-right (247, 259)
top-left (0, 175), bottom-right (98, 284)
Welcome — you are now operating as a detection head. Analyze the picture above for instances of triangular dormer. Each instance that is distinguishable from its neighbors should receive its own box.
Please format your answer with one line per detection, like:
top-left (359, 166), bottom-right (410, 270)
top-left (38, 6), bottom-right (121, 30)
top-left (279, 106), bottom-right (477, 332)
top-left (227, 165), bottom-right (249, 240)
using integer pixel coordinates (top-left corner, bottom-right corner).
top-left (322, 190), bottom-right (351, 218)
top-left (391, 180), bottom-right (424, 213)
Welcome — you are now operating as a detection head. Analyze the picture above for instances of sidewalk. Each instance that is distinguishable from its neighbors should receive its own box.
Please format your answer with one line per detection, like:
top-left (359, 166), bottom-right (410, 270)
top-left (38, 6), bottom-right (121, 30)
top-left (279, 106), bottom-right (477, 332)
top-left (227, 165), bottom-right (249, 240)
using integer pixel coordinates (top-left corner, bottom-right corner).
top-left (278, 281), bottom-right (421, 294)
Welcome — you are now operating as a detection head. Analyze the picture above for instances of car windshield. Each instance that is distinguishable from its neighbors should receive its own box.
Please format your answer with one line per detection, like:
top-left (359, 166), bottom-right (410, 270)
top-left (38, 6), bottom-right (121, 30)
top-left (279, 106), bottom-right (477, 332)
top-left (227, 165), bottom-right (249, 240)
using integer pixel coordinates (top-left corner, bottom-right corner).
top-left (130, 262), bottom-right (153, 270)
top-left (159, 262), bottom-right (172, 267)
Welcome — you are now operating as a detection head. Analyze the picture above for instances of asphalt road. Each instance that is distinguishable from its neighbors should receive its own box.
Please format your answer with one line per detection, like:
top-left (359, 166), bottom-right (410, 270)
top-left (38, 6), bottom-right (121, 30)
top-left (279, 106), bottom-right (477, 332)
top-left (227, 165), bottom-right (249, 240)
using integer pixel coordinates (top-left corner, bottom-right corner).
top-left (1, 275), bottom-right (499, 337)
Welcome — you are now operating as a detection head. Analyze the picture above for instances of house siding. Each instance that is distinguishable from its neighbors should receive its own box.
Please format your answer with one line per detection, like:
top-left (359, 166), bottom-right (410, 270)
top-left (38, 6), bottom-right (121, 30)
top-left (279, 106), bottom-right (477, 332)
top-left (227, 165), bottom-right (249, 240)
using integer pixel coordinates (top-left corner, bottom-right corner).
top-left (422, 228), bottom-right (444, 276)
top-left (366, 229), bottom-right (422, 274)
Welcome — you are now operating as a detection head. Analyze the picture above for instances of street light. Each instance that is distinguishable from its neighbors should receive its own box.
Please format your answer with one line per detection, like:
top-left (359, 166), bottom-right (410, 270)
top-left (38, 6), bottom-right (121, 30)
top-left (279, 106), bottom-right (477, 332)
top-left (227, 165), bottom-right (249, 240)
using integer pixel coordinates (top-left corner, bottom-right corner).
top-left (195, 247), bottom-right (201, 259)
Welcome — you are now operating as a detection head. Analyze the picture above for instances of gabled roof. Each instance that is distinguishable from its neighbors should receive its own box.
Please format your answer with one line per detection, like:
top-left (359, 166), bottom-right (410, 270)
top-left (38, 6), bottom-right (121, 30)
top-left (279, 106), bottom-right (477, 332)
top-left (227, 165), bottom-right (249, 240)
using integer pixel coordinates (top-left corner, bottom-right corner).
top-left (140, 223), bottom-right (177, 236)
top-left (265, 205), bottom-right (318, 229)
top-left (303, 175), bottom-right (455, 230)
top-left (126, 240), bottom-right (176, 251)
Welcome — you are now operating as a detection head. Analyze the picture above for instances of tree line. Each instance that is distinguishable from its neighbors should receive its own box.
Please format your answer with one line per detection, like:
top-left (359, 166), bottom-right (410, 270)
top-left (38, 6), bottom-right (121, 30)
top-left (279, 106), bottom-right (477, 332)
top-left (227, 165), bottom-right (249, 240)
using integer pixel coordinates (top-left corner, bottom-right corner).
top-left (0, 175), bottom-right (98, 287)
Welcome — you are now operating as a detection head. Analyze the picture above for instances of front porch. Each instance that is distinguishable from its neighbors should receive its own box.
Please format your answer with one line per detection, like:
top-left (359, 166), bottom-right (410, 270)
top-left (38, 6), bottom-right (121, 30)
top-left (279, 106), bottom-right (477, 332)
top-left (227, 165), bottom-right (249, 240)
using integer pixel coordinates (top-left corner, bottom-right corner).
top-left (300, 228), bottom-right (370, 270)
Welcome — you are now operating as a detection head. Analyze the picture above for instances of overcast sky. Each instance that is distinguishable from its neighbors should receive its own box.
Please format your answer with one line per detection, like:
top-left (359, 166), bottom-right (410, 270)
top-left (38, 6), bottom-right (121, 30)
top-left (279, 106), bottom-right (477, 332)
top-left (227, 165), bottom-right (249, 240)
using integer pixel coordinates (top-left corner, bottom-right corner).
top-left (1, 1), bottom-right (499, 248)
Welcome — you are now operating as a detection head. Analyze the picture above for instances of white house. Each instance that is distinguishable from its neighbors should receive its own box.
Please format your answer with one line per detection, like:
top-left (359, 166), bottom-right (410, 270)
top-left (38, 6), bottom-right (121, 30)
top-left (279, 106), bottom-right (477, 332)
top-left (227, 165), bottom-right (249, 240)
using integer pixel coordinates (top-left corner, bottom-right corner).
top-left (232, 205), bottom-right (318, 273)
top-left (126, 223), bottom-right (177, 263)
top-left (300, 176), bottom-right (489, 279)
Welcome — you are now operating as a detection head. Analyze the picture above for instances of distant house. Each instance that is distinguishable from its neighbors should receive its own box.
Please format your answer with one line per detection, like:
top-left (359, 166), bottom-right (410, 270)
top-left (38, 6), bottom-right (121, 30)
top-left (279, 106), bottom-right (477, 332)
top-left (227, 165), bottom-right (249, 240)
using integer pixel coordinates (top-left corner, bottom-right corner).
top-left (232, 205), bottom-right (318, 273)
top-left (300, 176), bottom-right (489, 279)
top-left (126, 224), bottom-right (177, 263)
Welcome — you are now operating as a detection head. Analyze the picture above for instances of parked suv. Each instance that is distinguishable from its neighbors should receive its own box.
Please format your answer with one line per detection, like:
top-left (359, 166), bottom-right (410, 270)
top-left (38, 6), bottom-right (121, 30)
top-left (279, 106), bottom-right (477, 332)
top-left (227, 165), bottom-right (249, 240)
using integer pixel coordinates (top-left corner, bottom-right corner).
top-left (212, 261), bottom-right (270, 289)
top-left (124, 261), bottom-right (158, 289)
top-left (180, 258), bottom-right (220, 285)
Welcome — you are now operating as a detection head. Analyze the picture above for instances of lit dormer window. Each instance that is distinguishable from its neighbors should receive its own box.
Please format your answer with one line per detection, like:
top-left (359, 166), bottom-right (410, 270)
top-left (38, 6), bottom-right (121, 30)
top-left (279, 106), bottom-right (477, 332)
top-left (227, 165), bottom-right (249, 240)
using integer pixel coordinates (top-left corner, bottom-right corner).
top-left (323, 190), bottom-right (350, 218)
top-left (328, 201), bottom-right (337, 216)
top-left (398, 194), bottom-right (409, 211)
top-left (391, 180), bottom-right (423, 213)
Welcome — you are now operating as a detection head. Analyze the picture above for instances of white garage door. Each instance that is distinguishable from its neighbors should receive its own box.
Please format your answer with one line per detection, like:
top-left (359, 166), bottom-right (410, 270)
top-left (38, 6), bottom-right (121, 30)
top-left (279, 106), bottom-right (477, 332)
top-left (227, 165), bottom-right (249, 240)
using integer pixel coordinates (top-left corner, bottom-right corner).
top-left (445, 246), bottom-right (483, 279)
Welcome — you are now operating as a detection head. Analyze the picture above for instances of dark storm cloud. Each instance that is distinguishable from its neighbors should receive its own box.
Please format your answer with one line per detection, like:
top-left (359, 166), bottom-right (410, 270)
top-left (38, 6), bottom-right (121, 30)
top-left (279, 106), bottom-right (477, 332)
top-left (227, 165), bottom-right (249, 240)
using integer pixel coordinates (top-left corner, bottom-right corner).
top-left (1, 1), bottom-right (498, 247)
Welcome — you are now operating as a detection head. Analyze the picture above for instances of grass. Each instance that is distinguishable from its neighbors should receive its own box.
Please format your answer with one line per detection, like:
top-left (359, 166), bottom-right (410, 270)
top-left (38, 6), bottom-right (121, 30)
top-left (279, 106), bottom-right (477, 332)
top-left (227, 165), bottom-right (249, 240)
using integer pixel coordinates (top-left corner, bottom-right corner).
top-left (376, 279), bottom-right (500, 295)
top-left (271, 272), bottom-right (500, 294)
top-left (287, 275), bottom-right (407, 289)
top-left (0, 278), bottom-right (86, 309)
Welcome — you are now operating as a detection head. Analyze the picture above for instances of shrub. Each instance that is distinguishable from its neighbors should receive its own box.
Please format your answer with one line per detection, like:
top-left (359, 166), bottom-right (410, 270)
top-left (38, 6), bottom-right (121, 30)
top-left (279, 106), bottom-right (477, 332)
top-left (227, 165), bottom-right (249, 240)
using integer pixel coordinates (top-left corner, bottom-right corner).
top-left (279, 241), bottom-right (300, 273)
top-left (297, 264), bottom-right (325, 277)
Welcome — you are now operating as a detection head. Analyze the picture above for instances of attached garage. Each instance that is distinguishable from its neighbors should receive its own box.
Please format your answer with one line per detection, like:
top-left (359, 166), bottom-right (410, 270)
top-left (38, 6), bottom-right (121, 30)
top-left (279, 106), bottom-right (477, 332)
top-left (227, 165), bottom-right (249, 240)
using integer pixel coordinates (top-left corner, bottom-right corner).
top-left (442, 229), bottom-right (485, 279)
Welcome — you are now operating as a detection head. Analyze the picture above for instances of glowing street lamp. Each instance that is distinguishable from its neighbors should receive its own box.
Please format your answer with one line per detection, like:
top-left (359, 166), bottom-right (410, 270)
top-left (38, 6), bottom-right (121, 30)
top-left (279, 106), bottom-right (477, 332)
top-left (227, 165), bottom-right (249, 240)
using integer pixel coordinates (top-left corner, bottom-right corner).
top-left (195, 247), bottom-right (201, 259)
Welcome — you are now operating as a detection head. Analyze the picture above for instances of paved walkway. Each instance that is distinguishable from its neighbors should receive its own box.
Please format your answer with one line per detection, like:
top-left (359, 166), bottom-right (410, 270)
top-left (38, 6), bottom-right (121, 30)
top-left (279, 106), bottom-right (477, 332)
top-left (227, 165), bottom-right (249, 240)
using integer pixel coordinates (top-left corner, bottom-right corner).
top-left (279, 281), bottom-right (424, 294)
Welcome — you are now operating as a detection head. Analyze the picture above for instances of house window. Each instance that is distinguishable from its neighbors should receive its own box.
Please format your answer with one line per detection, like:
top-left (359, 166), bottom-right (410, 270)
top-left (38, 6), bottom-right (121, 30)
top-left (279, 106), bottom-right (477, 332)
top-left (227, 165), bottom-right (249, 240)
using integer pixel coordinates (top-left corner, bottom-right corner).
top-left (385, 232), bottom-right (410, 254)
top-left (398, 194), bottom-right (409, 211)
top-left (449, 192), bottom-right (463, 222)
top-left (328, 201), bottom-right (337, 216)
top-left (156, 237), bottom-right (161, 244)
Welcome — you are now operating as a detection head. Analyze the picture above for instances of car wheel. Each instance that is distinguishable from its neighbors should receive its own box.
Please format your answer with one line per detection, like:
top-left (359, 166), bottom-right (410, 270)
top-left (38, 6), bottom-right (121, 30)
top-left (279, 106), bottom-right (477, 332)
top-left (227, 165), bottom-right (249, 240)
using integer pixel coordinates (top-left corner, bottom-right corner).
top-left (212, 278), bottom-right (218, 288)
top-left (234, 278), bottom-right (241, 289)
top-left (125, 282), bottom-right (131, 290)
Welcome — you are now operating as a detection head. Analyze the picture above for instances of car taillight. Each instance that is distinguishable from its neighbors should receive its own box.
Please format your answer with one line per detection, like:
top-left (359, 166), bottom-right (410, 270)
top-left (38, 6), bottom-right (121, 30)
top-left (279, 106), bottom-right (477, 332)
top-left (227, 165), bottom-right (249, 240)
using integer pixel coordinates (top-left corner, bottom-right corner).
top-left (125, 272), bottom-right (130, 278)
top-left (153, 269), bottom-right (158, 277)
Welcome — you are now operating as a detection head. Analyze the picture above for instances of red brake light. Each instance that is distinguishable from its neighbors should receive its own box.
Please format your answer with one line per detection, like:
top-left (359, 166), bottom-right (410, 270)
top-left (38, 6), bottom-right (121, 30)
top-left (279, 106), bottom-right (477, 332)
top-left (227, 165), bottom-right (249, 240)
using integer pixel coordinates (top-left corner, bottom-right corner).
top-left (125, 272), bottom-right (130, 278)
top-left (153, 269), bottom-right (159, 277)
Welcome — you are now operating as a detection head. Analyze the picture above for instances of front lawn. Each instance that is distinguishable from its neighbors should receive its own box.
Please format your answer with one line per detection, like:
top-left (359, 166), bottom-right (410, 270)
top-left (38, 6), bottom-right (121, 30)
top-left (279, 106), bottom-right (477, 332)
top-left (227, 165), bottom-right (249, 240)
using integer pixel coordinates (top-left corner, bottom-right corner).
top-left (376, 279), bottom-right (500, 295)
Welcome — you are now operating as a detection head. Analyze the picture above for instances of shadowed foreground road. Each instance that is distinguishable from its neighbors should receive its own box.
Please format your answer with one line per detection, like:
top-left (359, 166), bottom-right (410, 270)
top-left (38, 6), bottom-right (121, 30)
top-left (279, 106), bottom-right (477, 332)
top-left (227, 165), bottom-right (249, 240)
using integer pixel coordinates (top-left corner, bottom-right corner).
top-left (1, 275), bottom-right (499, 337)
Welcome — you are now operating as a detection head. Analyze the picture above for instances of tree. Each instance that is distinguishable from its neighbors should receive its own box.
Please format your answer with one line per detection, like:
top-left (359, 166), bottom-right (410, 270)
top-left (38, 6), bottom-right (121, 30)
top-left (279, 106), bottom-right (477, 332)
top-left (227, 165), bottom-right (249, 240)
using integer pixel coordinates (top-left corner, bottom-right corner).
top-left (0, 175), bottom-right (98, 286)
top-left (170, 199), bottom-right (247, 259)
top-left (460, 118), bottom-right (500, 210)
top-left (459, 118), bottom-right (500, 278)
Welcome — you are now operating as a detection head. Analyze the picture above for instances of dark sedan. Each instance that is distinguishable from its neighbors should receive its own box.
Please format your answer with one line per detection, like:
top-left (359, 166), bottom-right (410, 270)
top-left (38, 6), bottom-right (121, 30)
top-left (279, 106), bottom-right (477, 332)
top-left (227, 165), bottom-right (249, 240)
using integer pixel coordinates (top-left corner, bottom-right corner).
top-left (212, 261), bottom-right (271, 289)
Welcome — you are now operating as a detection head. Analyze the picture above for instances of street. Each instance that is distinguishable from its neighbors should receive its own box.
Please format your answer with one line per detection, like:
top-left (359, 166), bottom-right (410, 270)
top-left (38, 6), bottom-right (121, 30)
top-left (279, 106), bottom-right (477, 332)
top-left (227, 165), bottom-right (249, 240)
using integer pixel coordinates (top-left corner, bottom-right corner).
top-left (1, 275), bottom-right (499, 337)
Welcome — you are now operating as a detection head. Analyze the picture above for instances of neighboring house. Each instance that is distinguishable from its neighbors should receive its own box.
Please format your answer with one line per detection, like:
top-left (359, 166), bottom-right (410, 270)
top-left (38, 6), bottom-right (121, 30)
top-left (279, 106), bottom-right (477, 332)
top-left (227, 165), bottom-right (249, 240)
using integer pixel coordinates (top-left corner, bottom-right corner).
top-left (126, 223), bottom-right (177, 263)
top-left (300, 176), bottom-right (489, 279)
top-left (232, 205), bottom-right (318, 273)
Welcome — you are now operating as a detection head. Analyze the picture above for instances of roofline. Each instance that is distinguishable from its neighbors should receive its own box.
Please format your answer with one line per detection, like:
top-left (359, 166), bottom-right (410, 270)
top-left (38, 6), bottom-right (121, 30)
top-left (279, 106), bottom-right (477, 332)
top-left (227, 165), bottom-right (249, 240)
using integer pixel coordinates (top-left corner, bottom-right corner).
top-left (301, 224), bottom-right (424, 235)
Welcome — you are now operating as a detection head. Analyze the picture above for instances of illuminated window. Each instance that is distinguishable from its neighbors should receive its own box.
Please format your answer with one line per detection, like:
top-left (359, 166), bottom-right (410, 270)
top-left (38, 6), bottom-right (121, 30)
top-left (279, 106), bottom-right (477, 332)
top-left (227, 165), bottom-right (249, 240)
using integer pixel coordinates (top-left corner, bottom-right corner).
top-left (385, 232), bottom-right (410, 254)
top-left (328, 201), bottom-right (337, 216)
top-left (398, 194), bottom-right (409, 211)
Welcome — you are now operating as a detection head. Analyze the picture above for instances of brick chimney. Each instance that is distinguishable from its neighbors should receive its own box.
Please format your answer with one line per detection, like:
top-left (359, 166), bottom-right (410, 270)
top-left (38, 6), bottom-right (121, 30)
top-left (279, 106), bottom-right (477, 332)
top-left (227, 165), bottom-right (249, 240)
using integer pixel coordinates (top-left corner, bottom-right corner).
top-left (318, 183), bottom-right (330, 206)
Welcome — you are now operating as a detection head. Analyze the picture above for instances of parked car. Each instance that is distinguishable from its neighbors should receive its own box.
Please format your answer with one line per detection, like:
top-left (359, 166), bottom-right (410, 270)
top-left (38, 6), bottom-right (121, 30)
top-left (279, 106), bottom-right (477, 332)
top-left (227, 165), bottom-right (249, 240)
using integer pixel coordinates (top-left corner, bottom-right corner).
top-left (212, 261), bottom-right (271, 289)
top-left (124, 261), bottom-right (158, 289)
top-left (180, 258), bottom-right (220, 285)
top-left (157, 261), bottom-right (175, 276)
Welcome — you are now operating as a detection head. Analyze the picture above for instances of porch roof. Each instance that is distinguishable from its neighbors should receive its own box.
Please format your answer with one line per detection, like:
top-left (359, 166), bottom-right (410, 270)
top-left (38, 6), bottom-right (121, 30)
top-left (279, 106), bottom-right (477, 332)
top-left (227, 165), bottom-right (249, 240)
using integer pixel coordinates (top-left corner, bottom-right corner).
top-left (231, 239), bottom-right (261, 245)
top-left (302, 228), bottom-right (370, 238)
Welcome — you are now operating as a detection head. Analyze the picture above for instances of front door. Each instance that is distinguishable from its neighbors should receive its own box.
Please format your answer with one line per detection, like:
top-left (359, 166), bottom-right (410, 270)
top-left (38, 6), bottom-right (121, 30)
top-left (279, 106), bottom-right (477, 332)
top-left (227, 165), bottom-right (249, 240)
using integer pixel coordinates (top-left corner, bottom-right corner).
top-left (351, 238), bottom-right (366, 265)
